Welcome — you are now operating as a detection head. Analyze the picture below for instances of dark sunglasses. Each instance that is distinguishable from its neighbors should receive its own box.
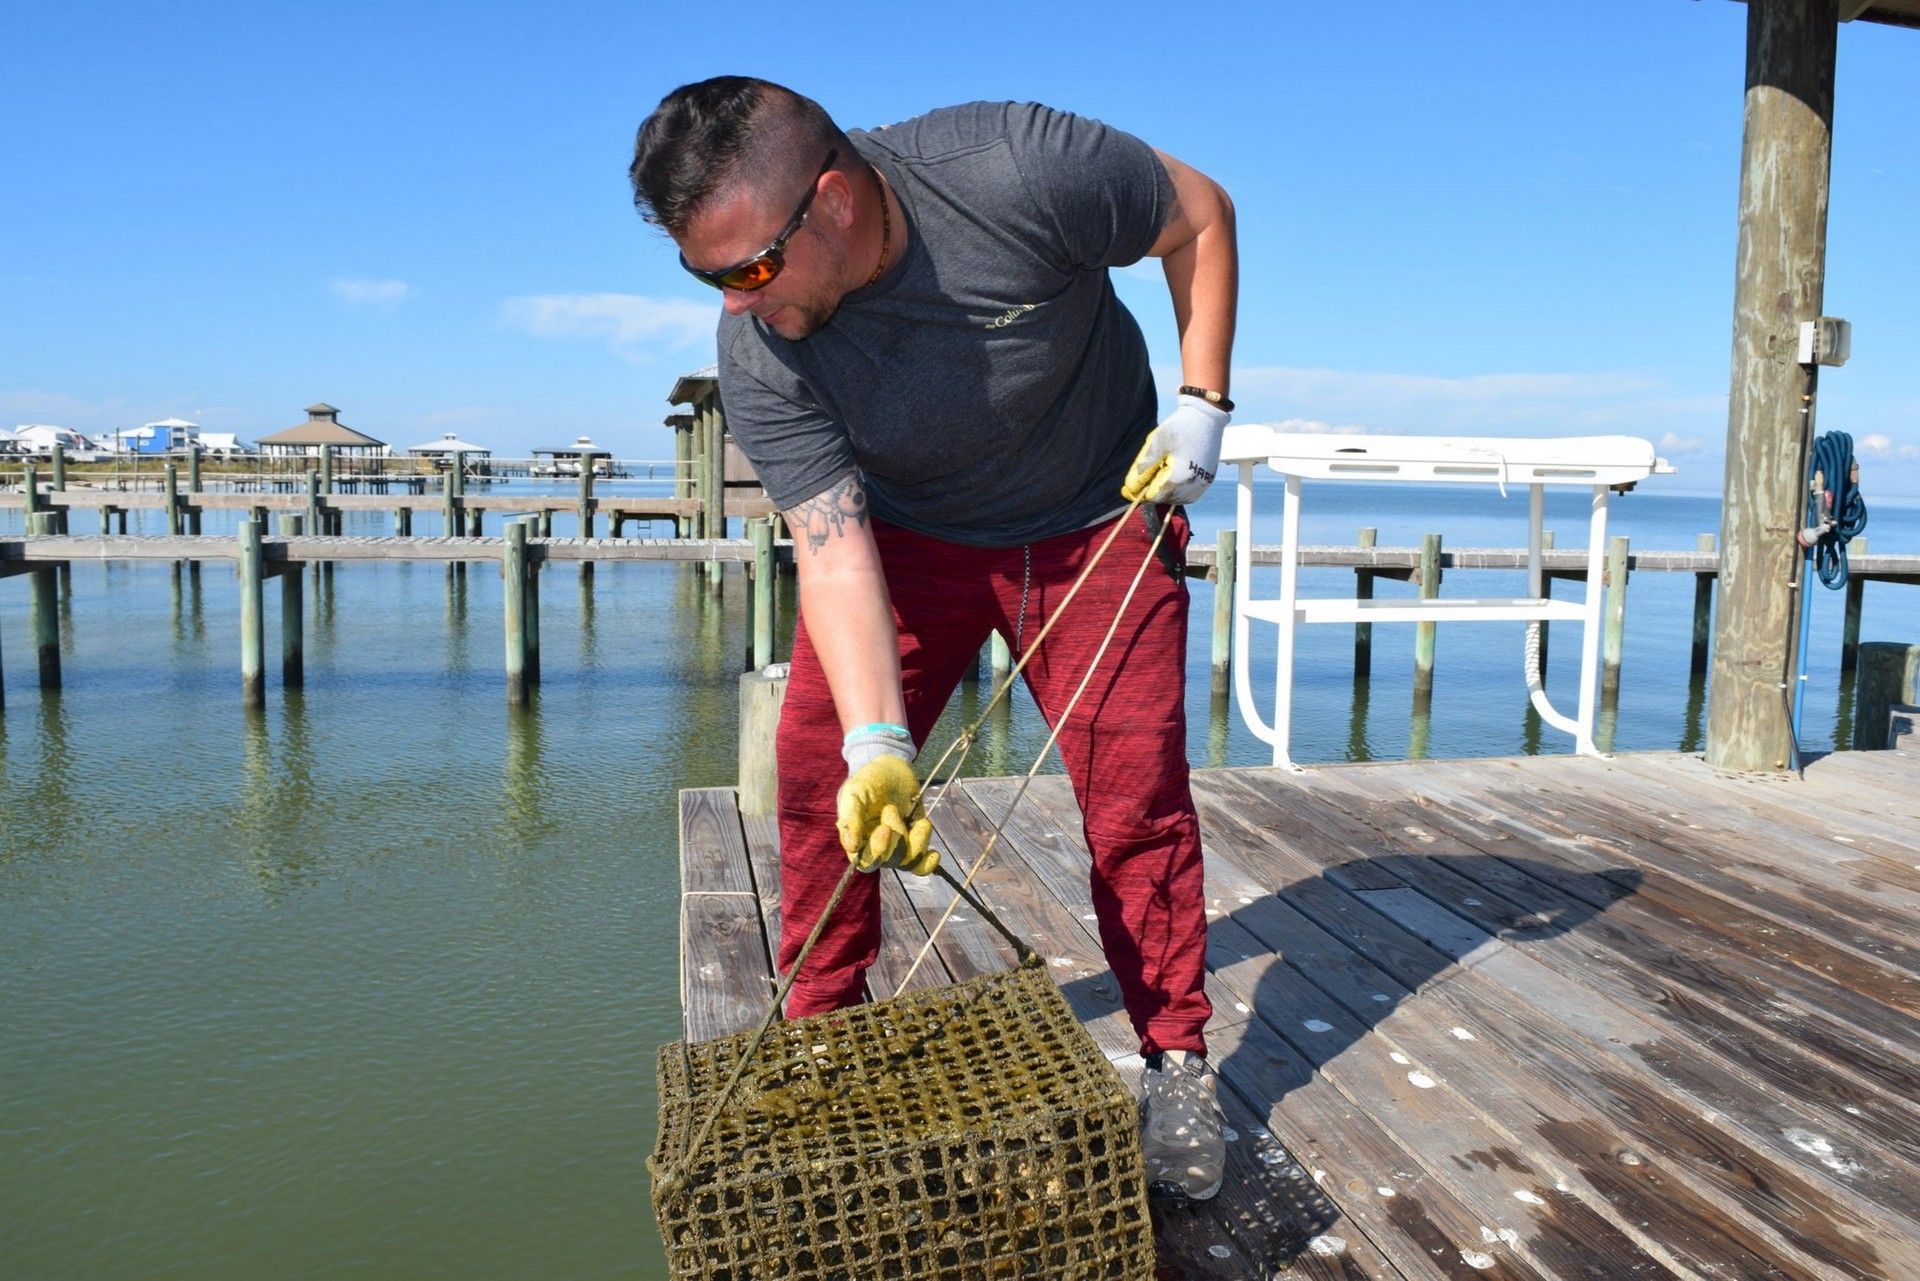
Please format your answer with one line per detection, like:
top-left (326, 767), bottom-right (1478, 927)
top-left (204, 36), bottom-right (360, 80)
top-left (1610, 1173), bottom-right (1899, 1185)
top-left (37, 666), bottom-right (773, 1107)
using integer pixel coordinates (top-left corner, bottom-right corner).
top-left (680, 148), bottom-right (838, 292)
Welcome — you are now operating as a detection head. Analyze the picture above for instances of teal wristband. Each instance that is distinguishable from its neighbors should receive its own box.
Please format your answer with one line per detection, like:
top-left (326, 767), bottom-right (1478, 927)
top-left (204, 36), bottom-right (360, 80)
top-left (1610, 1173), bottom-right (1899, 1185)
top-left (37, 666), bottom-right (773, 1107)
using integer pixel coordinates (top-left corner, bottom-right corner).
top-left (846, 722), bottom-right (911, 741)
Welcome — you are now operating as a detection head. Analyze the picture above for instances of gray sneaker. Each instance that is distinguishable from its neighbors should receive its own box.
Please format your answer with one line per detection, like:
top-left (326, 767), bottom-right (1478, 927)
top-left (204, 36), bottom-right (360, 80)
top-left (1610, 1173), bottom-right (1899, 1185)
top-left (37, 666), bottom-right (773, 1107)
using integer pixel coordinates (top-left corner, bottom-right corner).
top-left (1139, 1050), bottom-right (1225, 1202)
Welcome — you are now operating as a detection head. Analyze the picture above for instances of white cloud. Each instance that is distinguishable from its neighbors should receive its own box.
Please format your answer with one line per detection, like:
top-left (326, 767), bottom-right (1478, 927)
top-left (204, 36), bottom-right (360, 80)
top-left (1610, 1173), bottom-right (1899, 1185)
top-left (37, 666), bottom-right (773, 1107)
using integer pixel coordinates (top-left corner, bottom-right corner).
top-left (499, 292), bottom-right (715, 362)
top-left (1856, 432), bottom-right (1920, 461)
top-left (1659, 431), bottom-right (1708, 454)
top-left (328, 277), bottom-right (413, 305)
top-left (1248, 416), bottom-right (1374, 436)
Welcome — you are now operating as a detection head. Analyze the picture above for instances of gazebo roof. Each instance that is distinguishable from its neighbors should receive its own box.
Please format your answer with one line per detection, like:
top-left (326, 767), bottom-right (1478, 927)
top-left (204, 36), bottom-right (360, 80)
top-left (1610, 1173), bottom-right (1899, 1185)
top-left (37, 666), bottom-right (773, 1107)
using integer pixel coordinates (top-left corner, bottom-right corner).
top-left (258, 404), bottom-right (386, 449)
top-left (668, 365), bottom-right (719, 405)
top-left (532, 434), bottom-right (610, 457)
top-left (407, 432), bottom-right (493, 455)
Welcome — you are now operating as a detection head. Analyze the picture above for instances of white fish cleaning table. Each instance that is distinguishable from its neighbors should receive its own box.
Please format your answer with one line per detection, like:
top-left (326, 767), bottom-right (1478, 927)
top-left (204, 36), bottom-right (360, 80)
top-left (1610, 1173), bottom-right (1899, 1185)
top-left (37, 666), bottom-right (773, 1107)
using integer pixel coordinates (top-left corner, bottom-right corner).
top-left (1219, 429), bottom-right (1673, 769)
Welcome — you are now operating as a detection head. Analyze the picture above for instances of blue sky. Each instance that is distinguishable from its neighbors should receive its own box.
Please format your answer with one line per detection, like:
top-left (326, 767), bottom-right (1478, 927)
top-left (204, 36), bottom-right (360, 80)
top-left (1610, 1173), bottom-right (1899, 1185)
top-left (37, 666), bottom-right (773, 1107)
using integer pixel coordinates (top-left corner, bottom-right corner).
top-left (4, 1), bottom-right (1916, 496)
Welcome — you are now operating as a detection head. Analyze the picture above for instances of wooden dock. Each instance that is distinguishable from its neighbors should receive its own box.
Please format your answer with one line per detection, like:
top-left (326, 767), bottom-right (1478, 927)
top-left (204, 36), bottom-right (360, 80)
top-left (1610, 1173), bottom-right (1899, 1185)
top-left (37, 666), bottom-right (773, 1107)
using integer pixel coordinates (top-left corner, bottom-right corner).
top-left (676, 747), bottom-right (1920, 1279)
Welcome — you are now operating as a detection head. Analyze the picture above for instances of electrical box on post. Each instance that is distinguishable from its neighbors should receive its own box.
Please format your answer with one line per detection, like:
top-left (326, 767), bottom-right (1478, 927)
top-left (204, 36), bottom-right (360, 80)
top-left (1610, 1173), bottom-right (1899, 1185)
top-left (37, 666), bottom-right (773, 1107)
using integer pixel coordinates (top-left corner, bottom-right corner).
top-left (1797, 316), bottom-right (1851, 367)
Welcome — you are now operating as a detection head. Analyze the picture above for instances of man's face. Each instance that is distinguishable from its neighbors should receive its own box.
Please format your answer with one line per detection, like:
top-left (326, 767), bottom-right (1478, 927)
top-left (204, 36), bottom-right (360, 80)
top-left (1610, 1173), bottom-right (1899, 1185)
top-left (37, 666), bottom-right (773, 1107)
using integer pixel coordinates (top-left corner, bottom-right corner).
top-left (676, 171), bottom-right (849, 342)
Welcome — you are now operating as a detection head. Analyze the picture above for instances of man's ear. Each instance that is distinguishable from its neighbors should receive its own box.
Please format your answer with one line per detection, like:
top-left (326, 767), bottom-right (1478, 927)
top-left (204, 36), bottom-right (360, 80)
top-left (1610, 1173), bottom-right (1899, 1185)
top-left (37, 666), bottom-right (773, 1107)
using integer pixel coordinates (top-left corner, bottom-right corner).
top-left (815, 168), bottom-right (860, 231)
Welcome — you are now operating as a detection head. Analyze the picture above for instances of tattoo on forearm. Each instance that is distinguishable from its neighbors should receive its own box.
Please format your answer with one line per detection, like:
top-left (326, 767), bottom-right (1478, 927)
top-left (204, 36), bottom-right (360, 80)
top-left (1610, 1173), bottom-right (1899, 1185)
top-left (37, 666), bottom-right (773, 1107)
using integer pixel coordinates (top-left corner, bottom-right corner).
top-left (787, 474), bottom-right (869, 552)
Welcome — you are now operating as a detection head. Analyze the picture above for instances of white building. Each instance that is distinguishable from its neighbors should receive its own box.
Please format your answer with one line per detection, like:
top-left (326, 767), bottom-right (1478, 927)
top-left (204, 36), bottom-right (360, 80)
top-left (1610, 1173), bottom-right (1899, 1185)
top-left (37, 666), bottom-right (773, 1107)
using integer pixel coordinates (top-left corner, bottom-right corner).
top-left (10, 425), bottom-right (107, 459)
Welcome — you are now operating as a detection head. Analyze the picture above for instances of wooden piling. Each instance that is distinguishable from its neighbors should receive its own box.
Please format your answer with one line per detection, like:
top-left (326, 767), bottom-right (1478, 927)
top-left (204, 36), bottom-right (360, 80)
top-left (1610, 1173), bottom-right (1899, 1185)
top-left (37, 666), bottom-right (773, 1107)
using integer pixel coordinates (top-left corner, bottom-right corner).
top-left (51, 444), bottom-right (66, 492)
top-left (1353, 526), bottom-right (1376, 679)
top-left (1212, 528), bottom-right (1235, 694)
top-left (1602, 535), bottom-right (1630, 694)
top-left (737, 665), bottom-right (788, 817)
top-left (537, 510), bottom-right (552, 538)
top-left (1853, 641), bottom-right (1919, 751)
top-left (1413, 533), bottom-right (1441, 694)
top-left (27, 512), bottom-right (60, 690)
top-left (673, 415), bottom-right (693, 537)
top-left (445, 453), bottom-right (464, 536)
top-left (306, 470), bottom-right (322, 536)
top-left (577, 452), bottom-right (595, 539)
top-left (165, 464), bottom-right (182, 535)
top-left (97, 505), bottom-right (112, 537)
top-left (524, 524), bottom-right (541, 685)
top-left (1691, 532), bottom-right (1715, 675)
top-left (1709, 0), bottom-right (1838, 773)
top-left (278, 514), bottom-right (304, 688)
top-left (237, 517), bottom-right (265, 707)
top-left (504, 518), bottom-right (530, 705)
top-left (320, 445), bottom-right (335, 495)
top-left (751, 517), bottom-right (776, 671)
top-left (394, 507), bottom-right (412, 536)
top-left (1841, 536), bottom-right (1866, 673)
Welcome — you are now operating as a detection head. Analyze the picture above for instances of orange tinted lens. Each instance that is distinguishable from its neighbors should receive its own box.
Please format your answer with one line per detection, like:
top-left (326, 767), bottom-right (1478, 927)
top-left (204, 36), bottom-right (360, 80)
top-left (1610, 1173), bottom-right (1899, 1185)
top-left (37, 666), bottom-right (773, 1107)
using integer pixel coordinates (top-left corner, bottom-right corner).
top-left (718, 256), bottom-right (779, 291)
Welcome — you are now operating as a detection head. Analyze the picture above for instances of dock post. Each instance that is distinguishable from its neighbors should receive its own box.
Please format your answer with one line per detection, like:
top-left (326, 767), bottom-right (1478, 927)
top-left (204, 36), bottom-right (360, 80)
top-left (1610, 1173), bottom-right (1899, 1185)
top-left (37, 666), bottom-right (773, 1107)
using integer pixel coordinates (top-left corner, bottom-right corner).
top-left (577, 452), bottom-right (595, 539)
top-left (97, 505), bottom-right (112, 537)
top-left (27, 511), bottom-right (61, 690)
top-left (306, 470), bottom-right (322, 539)
top-left (524, 521), bottom-right (541, 685)
top-left (1840, 536), bottom-right (1866, 673)
top-left (1691, 532), bottom-right (1715, 675)
top-left (1413, 533), bottom-right (1441, 695)
top-left (395, 506), bottom-right (412, 536)
top-left (50, 443), bottom-right (66, 495)
top-left (751, 517), bottom-right (776, 670)
top-left (22, 463), bottom-right (40, 518)
top-left (1353, 526), bottom-right (1376, 679)
top-left (673, 414), bottom-right (693, 537)
top-left (1853, 641), bottom-right (1919, 750)
top-left (320, 445), bottom-right (334, 497)
top-left (538, 509), bottom-right (552, 538)
top-left (445, 453), bottom-right (464, 535)
top-left (278, 514), bottom-right (305, 688)
top-left (504, 518), bottom-right (530, 706)
top-left (990, 630), bottom-right (1011, 679)
top-left (1602, 535), bottom-right (1630, 695)
top-left (165, 464), bottom-right (182, 535)
top-left (1537, 529), bottom-right (1555, 672)
top-left (1709, 0), bottom-right (1838, 772)
top-left (1211, 528), bottom-right (1235, 694)
top-left (738, 664), bottom-right (789, 817)
top-left (238, 516), bottom-right (265, 707)
top-left (186, 449), bottom-right (202, 534)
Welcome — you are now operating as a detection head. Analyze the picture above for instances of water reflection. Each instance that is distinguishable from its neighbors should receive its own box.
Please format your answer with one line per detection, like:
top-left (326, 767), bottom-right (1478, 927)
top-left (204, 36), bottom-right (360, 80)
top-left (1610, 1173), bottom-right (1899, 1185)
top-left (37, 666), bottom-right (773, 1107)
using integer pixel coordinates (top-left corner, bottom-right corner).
top-left (578, 565), bottom-right (598, 668)
top-left (445, 566), bottom-right (469, 672)
top-left (1408, 688), bottom-right (1432, 760)
top-left (234, 701), bottom-right (319, 894)
top-left (1832, 668), bottom-right (1857, 754)
top-left (1678, 670), bottom-right (1707, 755)
top-left (1595, 690), bottom-right (1619, 755)
top-left (1344, 679), bottom-right (1372, 763)
top-left (498, 707), bottom-right (552, 852)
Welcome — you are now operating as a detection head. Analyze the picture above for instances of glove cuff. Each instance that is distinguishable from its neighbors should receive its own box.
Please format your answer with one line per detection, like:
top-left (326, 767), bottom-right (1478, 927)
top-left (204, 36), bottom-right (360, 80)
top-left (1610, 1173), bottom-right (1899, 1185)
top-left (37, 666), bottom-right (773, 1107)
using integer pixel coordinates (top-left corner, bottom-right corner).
top-left (842, 727), bottom-right (917, 771)
top-left (1176, 393), bottom-right (1232, 429)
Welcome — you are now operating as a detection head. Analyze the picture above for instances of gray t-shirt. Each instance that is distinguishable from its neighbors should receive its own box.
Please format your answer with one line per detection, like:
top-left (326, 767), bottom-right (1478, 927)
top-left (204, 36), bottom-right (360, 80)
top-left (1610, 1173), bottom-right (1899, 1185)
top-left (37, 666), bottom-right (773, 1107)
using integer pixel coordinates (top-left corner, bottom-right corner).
top-left (716, 101), bottom-right (1172, 548)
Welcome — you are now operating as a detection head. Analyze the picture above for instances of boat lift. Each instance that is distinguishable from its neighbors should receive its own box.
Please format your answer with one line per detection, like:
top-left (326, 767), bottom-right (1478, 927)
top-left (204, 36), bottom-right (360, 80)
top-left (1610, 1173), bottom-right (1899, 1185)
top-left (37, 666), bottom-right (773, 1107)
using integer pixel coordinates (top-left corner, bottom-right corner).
top-left (1220, 429), bottom-right (1674, 770)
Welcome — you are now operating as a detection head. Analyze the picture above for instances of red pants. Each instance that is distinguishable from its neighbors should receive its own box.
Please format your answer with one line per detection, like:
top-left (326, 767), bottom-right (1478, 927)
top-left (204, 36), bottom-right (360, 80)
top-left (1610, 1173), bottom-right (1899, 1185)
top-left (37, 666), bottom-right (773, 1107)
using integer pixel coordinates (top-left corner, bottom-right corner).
top-left (774, 511), bottom-right (1212, 1057)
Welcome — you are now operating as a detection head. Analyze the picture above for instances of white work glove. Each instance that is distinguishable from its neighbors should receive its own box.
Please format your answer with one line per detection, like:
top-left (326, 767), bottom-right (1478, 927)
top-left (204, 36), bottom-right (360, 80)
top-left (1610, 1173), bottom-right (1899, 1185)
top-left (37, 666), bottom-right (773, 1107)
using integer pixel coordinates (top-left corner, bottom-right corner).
top-left (1122, 394), bottom-right (1231, 506)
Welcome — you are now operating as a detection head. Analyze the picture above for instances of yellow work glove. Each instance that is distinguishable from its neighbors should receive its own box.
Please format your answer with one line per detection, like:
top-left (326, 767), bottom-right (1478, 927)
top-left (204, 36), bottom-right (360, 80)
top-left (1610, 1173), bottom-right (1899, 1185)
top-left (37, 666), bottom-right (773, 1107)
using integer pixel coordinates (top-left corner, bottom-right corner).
top-left (835, 755), bottom-right (941, 876)
top-left (1122, 394), bottom-right (1231, 506)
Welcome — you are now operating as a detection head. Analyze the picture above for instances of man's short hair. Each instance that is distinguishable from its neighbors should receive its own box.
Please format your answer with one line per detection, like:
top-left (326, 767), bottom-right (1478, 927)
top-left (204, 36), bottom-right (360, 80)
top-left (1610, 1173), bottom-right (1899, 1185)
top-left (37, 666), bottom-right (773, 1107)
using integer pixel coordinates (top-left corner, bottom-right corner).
top-left (630, 76), bottom-right (849, 236)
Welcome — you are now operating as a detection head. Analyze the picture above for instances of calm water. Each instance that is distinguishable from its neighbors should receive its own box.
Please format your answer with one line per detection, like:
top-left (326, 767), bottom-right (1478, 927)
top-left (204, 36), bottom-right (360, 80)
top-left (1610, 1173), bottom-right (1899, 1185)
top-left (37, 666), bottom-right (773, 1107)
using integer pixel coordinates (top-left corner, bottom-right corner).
top-left (1, 479), bottom-right (1913, 1278)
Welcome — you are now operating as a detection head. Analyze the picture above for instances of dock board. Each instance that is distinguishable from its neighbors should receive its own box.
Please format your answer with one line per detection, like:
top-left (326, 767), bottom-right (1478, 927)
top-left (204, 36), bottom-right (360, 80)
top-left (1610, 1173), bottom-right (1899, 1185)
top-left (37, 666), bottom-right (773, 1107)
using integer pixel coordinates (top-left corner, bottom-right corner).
top-left (674, 748), bottom-right (1920, 1279)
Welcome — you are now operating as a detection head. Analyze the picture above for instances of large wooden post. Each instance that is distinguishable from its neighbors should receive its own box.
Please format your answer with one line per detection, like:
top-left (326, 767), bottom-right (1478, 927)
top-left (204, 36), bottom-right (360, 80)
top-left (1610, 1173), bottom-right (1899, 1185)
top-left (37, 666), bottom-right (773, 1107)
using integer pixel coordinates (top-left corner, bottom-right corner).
top-left (1707, 0), bottom-right (1837, 772)
top-left (278, 514), bottom-right (304, 689)
top-left (1211, 528), bottom-right (1235, 694)
top-left (751, 517), bottom-right (776, 671)
top-left (504, 518), bottom-right (530, 706)
top-left (1413, 533), bottom-right (1442, 695)
top-left (237, 517), bottom-right (265, 707)
top-left (27, 511), bottom-right (61, 690)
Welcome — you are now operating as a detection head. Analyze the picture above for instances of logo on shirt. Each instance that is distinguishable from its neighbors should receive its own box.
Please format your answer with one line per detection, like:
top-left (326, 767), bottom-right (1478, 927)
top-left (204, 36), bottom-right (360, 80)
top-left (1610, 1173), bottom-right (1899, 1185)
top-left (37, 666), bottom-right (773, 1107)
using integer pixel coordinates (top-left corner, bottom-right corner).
top-left (983, 303), bottom-right (1036, 330)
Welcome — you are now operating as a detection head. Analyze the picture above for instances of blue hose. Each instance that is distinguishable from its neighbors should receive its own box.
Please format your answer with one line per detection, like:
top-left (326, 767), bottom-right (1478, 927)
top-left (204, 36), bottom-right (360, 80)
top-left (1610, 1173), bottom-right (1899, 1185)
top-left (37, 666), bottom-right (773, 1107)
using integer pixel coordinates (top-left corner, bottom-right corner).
top-left (1806, 431), bottom-right (1868, 589)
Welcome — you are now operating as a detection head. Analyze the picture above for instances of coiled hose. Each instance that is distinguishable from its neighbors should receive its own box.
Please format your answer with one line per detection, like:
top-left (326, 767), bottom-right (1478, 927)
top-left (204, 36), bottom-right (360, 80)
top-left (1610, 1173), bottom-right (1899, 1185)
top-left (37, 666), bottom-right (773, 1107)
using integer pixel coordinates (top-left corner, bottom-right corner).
top-left (1805, 431), bottom-right (1868, 589)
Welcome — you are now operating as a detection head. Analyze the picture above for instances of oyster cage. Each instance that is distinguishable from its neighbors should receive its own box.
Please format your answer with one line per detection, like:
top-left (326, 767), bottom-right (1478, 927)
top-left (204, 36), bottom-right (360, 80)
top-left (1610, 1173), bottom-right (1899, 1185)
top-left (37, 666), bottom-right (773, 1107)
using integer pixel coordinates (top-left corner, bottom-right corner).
top-left (650, 959), bottom-right (1155, 1280)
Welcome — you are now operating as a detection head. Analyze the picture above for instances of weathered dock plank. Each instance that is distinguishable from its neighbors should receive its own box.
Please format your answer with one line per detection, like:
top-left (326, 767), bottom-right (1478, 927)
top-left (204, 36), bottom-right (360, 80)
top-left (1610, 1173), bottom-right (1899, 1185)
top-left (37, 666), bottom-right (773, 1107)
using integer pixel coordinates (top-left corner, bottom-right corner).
top-left (676, 750), bottom-right (1920, 1279)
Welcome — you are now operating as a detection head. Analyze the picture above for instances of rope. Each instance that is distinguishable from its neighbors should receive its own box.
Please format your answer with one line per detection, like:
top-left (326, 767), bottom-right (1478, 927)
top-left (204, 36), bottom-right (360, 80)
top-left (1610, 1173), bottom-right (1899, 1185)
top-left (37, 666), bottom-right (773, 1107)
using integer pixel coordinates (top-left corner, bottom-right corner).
top-left (1805, 431), bottom-right (1868, 590)
top-left (664, 498), bottom-right (1163, 1193)
top-left (897, 512), bottom-right (1170, 992)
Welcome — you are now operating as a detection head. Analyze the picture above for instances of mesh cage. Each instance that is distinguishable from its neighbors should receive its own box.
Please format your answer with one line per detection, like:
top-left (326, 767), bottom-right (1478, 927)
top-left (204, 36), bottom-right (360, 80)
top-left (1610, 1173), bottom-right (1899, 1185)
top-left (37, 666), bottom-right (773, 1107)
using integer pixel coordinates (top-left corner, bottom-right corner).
top-left (650, 960), bottom-right (1154, 1280)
